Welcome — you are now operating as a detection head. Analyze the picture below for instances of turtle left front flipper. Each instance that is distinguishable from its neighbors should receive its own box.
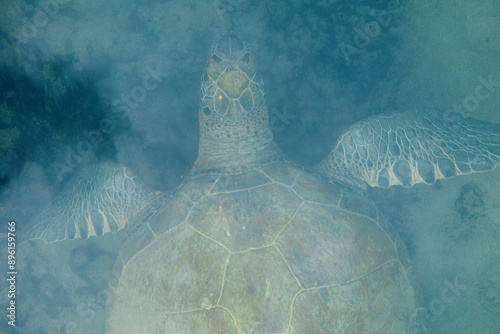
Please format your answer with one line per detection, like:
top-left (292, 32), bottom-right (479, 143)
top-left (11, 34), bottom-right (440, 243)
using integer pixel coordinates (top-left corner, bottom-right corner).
top-left (318, 112), bottom-right (500, 190)
top-left (21, 163), bottom-right (168, 244)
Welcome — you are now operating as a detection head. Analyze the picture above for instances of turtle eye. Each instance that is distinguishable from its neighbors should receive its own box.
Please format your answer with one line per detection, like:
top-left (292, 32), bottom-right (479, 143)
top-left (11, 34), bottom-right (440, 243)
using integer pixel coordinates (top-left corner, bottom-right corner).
top-left (240, 89), bottom-right (253, 112)
top-left (239, 52), bottom-right (251, 64)
top-left (214, 90), bottom-right (229, 115)
top-left (211, 54), bottom-right (225, 64)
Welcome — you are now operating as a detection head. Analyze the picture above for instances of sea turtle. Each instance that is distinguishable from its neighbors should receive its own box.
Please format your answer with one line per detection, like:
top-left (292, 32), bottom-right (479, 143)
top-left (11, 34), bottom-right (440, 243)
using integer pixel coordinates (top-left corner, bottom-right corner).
top-left (23, 32), bottom-right (500, 333)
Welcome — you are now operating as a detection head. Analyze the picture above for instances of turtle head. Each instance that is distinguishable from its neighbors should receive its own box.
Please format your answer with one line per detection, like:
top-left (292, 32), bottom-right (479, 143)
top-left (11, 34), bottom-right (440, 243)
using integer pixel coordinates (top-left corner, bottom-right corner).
top-left (200, 32), bottom-right (265, 126)
top-left (193, 32), bottom-right (282, 173)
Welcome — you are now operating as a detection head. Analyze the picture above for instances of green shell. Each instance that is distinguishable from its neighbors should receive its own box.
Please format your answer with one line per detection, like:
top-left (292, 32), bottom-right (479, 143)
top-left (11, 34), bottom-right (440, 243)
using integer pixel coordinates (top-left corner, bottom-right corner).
top-left (107, 163), bottom-right (416, 333)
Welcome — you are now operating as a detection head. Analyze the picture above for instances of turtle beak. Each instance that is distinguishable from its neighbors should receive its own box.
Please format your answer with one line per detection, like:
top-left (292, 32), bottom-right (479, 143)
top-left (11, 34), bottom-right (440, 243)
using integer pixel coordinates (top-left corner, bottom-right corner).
top-left (214, 31), bottom-right (245, 61)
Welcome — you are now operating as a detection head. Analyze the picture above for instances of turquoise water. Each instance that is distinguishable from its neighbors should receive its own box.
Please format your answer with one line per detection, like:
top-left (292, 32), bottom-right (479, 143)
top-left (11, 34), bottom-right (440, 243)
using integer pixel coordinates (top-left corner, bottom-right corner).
top-left (0, 0), bottom-right (499, 333)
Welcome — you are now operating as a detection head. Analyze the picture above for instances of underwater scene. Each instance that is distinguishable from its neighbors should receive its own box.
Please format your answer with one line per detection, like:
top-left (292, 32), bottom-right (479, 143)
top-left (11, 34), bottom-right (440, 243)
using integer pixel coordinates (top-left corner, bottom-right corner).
top-left (0, 0), bottom-right (499, 333)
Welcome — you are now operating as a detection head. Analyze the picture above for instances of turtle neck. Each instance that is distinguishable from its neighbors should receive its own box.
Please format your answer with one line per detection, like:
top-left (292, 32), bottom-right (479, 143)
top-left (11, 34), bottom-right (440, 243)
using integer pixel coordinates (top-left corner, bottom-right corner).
top-left (192, 115), bottom-right (283, 173)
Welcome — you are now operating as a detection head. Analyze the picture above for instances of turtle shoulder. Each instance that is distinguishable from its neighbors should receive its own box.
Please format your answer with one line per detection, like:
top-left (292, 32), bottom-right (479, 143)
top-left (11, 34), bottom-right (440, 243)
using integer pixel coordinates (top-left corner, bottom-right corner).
top-left (114, 173), bottom-right (221, 269)
top-left (108, 163), bottom-right (417, 333)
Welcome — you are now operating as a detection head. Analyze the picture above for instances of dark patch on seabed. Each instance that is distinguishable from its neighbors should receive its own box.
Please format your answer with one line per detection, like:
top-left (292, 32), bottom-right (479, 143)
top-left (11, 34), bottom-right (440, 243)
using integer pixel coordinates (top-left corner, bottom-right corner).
top-left (454, 182), bottom-right (484, 221)
top-left (0, 59), bottom-right (131, 194)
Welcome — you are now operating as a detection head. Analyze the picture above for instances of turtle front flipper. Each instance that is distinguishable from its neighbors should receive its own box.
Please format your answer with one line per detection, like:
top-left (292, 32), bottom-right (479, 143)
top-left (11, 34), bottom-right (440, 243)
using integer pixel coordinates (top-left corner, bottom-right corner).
top-left (319, 112), bottom-right (500, 190)
top-left (21, 163), bottom-right (167, 244)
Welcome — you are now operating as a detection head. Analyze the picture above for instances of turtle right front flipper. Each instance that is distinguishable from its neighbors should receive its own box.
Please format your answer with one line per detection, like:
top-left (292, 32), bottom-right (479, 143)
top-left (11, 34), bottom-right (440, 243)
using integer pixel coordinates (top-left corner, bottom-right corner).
top-left (21, 163), bottom-right (166, 244)
top-left (318, 112), bottom-right (500, 190)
